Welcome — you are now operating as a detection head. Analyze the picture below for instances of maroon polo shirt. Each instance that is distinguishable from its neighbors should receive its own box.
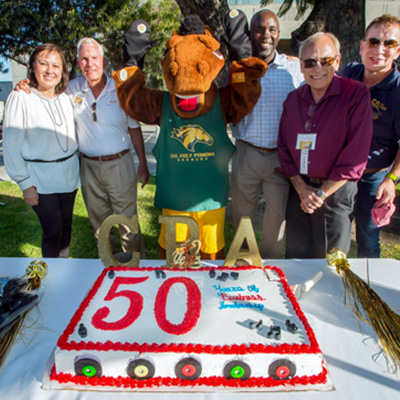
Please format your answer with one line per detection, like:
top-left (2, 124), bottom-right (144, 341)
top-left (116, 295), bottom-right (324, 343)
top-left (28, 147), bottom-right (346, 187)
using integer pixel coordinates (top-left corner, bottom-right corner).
top-left (277, 74), bottom-right (373, 181)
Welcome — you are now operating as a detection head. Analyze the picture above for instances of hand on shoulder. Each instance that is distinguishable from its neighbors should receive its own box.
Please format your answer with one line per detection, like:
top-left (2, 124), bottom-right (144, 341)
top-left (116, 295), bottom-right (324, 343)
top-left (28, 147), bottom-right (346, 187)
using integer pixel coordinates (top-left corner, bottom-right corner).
top-left (14, 79), bottom-right (31, 94)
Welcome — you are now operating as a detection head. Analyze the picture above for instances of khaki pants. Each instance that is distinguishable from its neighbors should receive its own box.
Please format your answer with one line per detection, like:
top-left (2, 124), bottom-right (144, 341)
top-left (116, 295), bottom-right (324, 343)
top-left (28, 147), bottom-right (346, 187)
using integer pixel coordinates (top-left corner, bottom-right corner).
top-left (231, 140), bottom-right (289, 259)
top-left (80, 151), bottom-right (144, 256)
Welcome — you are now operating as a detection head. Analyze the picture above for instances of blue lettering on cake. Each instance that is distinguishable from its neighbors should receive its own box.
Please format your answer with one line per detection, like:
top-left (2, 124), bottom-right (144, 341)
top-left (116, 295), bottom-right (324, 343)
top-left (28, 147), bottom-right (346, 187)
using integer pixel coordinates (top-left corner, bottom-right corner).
top-left (219, 301), bottom-right (264, 311)
top-left (247, 284), bottom-right (259, 293)
top-left (213, 284), bottom-right (245, 296)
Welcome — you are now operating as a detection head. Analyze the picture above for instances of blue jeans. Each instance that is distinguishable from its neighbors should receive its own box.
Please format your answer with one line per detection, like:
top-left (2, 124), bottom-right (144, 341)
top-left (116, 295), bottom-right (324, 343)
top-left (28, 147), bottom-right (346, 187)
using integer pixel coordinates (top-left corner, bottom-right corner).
top-left (355, 170), bottom-right (387, 258)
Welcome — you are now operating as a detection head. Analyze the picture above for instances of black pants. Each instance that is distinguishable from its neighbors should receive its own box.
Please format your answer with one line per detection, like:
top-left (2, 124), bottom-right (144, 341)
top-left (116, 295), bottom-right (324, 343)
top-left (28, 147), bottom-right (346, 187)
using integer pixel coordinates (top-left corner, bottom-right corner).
top-left (285, 181), bottom-right (357, 259)
top-left (32, 190), bottom-right (77, 258)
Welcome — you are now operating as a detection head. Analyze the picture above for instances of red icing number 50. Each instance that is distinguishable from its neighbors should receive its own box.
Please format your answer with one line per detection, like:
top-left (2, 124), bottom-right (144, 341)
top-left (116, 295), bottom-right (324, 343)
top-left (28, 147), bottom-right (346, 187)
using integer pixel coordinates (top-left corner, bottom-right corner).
top-left (91, 275), bottom-right (201, 335)
top-left (92, 277), bottom-right (148, 331)
top-left (155, 277), bottom-right (201, 335)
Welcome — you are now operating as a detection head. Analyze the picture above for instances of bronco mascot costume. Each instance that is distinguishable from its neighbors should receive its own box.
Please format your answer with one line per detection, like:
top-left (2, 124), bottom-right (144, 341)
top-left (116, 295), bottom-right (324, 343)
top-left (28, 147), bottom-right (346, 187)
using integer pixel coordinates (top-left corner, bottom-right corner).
top-left (112, 10), bottom-right (266, 259)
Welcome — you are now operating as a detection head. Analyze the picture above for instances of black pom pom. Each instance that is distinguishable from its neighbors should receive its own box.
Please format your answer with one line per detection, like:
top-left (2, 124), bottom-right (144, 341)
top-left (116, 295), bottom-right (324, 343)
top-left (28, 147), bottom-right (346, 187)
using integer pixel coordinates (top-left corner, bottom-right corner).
top-left (179, 15), bottom-right (205, 35)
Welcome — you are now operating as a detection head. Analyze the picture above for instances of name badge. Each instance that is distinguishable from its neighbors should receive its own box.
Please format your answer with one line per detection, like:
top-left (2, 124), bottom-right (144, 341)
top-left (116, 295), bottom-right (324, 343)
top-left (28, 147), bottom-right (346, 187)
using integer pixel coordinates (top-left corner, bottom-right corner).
top-left (296, 134), bottom-right (317, 175)
top-left (74, 96), bottom-right (83, 105)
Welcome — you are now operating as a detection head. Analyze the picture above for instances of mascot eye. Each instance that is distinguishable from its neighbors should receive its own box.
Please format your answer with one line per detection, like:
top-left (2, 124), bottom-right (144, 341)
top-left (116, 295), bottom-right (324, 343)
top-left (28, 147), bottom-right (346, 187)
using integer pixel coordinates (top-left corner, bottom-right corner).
top-left (213, 50), bottom-right (224, 61)
top-left (197, 61), bottom-right (209, 76)
top-left (169, 61), bottom-right (179, 77)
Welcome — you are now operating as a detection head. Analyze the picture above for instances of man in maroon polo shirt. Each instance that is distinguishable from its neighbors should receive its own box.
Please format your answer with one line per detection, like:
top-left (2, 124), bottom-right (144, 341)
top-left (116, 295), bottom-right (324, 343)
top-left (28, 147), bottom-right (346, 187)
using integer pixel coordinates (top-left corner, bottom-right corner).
top-left (277, 32), bottom-right (373, 258)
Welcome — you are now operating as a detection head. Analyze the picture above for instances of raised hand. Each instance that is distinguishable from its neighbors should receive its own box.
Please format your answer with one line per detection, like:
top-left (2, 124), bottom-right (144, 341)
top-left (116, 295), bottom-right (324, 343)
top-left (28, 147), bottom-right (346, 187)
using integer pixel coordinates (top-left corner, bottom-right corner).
top-left (221, 9), bottom-right (252, 61)
top-left (123, 20), bottom-right (158, 69)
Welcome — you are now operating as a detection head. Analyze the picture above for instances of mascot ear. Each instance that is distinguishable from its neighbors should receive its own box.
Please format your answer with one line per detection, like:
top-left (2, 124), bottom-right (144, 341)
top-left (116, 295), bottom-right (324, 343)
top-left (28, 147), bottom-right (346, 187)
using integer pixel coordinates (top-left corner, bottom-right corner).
top-left (204, 27), bottom-right (214, 37)
top-left (221, 9), bottom-right (252, 61)
top-left (166, 34), bottom-right (185, 50)
top-left (123, 20), bottom-right (158, 69)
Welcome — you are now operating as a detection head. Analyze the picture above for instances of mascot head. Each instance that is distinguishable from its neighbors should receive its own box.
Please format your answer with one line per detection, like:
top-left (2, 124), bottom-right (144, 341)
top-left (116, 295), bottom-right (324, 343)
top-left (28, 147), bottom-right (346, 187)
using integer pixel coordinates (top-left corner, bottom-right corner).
top-left (161, 15), bottom-right (225, 118)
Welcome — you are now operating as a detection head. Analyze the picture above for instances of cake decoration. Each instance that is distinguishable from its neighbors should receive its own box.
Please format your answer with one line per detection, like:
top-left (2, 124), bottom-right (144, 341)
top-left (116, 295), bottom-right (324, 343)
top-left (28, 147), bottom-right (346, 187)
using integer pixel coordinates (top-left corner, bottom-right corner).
top-left (44, 265), bottom-right (333, 392)
top-left (267, 325), bottom-right (281, 340)
top-left (175, 357), bottom-right (202, 380)
top-left (223, 360), bottom-right (251, 380)
top-left (170, 239), bottom-right (202, 270)
top-left (127, 359), bottom-right (155, 380)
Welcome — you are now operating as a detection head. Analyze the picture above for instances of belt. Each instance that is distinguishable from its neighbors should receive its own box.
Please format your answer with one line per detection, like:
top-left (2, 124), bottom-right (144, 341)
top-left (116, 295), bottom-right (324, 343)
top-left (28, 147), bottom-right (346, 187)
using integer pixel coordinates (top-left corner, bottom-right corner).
top-left (81, 148), bottom-right (130, 162)
top-left (363, 167), bottom-right (389, 175)
top-left (24, 152), bottom-right (75, 163)
top-left (238, 139), bottom-right (277, 153)
top-left (301, 175), bottom-right (326, 185)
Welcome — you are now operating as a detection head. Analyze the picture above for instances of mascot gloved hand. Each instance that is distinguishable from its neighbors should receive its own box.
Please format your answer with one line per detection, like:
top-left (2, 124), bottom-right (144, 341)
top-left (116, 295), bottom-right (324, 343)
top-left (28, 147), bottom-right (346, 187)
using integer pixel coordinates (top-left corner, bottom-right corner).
top-left (113, 10), bottom-right (266, 260)
top-left (123, 20), bottom-right (158, 69)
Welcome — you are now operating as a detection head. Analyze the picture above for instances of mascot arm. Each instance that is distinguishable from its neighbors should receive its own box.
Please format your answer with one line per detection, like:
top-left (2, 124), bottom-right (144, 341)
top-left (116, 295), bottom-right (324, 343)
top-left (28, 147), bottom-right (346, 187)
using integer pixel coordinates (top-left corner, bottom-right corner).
top-left (220, 56), bottom-right (267, 124)
top-left (112, 66), bottom-right (163, 126)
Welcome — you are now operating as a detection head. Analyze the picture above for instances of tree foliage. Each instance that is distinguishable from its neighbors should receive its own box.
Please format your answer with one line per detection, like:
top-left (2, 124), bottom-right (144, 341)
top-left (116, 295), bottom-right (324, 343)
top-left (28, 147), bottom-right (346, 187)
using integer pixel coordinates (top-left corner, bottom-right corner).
top-left (262, 0), bottom-right (315, 21)
top-left (0, 0), bottom-right (180, 85)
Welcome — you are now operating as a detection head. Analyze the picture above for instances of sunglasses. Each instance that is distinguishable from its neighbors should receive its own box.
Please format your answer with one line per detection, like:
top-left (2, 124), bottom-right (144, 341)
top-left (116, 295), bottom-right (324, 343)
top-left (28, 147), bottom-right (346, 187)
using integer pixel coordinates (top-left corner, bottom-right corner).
top-left (363, 37), bottom-right (399, 49)
top-left (91, 102), bottom-right (97, 122)
top-left (301, 55), bottom-right (338, 69)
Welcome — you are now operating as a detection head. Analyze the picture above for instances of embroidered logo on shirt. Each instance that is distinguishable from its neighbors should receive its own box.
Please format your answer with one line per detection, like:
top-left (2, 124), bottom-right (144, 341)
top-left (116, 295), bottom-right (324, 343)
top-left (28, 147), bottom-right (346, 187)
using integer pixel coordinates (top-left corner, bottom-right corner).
top-left (232, 72), bottom-right (245, 83)
top-left (74, 96), bottom-right (83, 104)
top-left (171, 125), bottom-right (214, 152)
top-left (371, 98), bottom-right (387, 120)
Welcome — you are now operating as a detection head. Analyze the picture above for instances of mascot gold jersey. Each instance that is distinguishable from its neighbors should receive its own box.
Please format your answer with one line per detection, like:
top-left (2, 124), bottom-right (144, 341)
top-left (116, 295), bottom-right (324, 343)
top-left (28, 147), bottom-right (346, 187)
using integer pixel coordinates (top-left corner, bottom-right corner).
top-left (113, 11), bottom-right (267, 257)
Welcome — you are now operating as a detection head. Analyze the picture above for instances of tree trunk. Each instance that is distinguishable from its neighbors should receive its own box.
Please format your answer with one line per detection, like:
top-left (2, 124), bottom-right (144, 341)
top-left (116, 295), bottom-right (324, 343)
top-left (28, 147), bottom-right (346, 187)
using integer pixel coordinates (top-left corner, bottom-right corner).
top-left (175, 0), bottom-right (230, 37)
top-left (291, 0), bottom-right (365, 67)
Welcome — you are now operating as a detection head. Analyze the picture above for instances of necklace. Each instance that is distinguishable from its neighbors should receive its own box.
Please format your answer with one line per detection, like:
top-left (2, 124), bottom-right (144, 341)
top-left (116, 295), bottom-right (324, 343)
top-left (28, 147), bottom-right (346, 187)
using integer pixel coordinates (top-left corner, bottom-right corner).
top-left (34, 90), bottom-right (69, 153)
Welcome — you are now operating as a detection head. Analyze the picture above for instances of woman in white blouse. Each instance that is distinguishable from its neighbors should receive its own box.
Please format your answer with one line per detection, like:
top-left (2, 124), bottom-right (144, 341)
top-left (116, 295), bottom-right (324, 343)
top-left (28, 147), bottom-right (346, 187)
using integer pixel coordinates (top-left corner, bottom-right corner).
top-left (3, 43), bottom-right (80, 258)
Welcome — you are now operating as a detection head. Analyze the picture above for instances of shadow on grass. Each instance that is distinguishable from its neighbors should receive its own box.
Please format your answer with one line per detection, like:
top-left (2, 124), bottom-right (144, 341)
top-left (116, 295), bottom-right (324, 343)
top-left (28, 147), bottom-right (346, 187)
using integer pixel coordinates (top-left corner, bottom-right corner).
top-left (139, 203), bottom-right (162, 260)
top-left (0, 193), bottom-right (41, 257)
top-left (0, 190), bottom-right (98, 259)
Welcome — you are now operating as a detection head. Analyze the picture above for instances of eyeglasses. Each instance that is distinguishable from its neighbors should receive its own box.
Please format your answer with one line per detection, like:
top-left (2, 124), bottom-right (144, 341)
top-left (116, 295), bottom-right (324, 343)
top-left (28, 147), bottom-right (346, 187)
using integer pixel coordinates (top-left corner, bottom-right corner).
top-left (91, 102), bottom-right (97, 122)
top-left (363, 37), bottom-right (399, 49)
top-left (304, 104), bottom-right (316, 132)
top-left (301, 56), bottom-right (337, 69)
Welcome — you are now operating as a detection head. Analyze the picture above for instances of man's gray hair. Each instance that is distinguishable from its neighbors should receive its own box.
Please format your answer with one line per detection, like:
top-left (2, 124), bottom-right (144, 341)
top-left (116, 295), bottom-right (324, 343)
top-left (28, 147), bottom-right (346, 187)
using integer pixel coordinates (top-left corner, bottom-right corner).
top-left (299, 32), bottom-right (341, 59)
top-left (77, 38), bottom-right (104, 59)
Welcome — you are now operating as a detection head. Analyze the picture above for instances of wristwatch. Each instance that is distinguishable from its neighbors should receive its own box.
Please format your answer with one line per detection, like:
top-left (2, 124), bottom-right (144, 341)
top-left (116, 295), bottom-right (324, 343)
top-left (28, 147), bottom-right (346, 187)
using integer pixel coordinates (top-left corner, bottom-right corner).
top-left (385, 173), bottom-right (400, 185)
top-left (316, 189), bottom-right (327, 200)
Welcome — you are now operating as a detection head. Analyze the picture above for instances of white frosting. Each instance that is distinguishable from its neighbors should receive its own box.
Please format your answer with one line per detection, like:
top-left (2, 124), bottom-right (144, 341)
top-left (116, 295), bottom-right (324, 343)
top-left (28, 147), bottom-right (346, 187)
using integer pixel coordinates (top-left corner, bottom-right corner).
top-left (51, 266), bottom-right (331, 391)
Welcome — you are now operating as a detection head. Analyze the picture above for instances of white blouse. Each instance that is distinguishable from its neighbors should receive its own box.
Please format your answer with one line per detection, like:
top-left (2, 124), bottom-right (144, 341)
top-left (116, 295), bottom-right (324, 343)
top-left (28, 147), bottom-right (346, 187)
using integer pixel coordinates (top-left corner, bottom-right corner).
top-left (3, 89), bottom-right (80, 194)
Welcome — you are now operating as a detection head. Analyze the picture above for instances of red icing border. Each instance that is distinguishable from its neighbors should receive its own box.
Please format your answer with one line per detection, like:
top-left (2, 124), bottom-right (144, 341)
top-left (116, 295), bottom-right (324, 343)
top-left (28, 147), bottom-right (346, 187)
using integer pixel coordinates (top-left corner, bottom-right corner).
top-left (50, 364), bottom-right (328, 389)
top-left (57, 266), bottom-right (321, 356)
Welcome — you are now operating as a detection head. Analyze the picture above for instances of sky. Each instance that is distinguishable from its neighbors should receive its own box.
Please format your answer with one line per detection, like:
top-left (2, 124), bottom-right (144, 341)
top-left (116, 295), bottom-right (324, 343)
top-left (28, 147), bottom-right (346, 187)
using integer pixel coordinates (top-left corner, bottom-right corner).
top-left (0, 58), bottom-right (12, 82)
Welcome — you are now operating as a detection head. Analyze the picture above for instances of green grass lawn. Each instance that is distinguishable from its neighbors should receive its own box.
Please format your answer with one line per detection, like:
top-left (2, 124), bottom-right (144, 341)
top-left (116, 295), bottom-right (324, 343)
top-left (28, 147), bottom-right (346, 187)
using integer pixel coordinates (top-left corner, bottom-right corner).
top-left (0, 178), bottom-right (240, 260)
top-left (0, 178), bottom-right (161, 259)
top-left (0, 178), bottom-right (398, 260)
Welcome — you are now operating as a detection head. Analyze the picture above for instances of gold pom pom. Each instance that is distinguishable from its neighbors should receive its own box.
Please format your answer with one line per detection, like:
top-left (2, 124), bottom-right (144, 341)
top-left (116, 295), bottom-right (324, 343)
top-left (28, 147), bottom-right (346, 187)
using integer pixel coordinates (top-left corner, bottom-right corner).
top-left (326, 249), bottom-right (350, 274)
top-left (26, 260), bottom-right (48, 289)
top-left (326, 249), bottom-right (400, 371)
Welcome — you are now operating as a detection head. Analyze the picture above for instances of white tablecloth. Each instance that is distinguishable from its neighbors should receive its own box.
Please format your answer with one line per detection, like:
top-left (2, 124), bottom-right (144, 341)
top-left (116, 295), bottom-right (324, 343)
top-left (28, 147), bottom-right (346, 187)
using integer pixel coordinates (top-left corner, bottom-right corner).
top-left (0, 257), bottom-right (399, 399)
